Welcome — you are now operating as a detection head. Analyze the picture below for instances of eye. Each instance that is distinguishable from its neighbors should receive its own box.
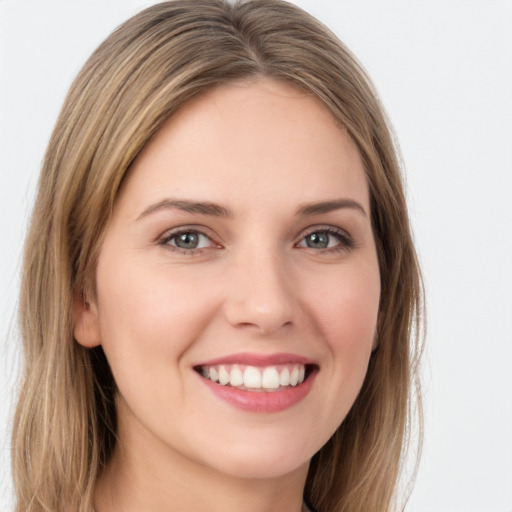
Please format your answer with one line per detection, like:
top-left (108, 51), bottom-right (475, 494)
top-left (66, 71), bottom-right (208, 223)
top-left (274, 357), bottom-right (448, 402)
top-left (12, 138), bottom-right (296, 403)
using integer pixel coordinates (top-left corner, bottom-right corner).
top-left (160, 229), bottom-right (216, 252)
top-left (297, 228), bottom-right (353, 251)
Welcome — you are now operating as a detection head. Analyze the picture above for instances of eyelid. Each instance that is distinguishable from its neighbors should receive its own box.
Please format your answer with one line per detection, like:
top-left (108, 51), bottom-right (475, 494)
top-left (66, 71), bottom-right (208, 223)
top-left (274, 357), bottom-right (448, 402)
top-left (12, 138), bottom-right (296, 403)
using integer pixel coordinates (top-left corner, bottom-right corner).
top-left (157, 225), bottom-right (222, 253)
top-left (156, 224), bottom-right (355, 254)
top-left (295, 225), bottom-right (355, 251)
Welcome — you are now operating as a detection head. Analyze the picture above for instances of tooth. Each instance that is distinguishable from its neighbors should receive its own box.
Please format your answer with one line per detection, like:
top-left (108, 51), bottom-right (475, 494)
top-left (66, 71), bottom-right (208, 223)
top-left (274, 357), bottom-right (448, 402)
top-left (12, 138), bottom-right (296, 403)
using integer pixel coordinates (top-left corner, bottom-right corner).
top-left (205, 363), bottom-right (307, 389)
top-left (262, 367), bottom-right (280, 389)
top-left (209, 367), bottom-right (219, 383)
top-left (218, 365), bottom-right (230, 385)
top-left (279, 367), bottom-right (290, 386)
top-left (243, 366), bottom-right (262, 388)
top-left (230, 365), bottom-right (243, 387)
top-left (290, 367), bottom-right (299, 386)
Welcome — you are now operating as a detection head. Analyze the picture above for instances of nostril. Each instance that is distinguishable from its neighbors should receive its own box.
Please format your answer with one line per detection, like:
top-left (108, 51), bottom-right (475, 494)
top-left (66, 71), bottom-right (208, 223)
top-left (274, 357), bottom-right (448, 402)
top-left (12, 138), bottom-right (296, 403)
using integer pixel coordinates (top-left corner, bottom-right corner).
top-left (229, 317), bottom-right (294, 336)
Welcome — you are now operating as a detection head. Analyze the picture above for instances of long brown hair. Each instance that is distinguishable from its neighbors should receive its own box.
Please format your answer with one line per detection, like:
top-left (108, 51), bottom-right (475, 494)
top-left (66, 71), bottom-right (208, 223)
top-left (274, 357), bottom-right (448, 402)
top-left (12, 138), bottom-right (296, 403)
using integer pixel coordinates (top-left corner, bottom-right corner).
top-left (12, 1), bottom-right (423, 511)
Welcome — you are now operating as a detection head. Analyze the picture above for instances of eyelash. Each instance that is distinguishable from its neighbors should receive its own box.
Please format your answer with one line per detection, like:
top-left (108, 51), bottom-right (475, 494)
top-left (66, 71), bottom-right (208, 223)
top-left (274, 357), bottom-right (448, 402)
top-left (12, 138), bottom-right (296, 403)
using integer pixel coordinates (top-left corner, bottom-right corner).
top-left (158, 226), bottom-right (354, 254)
top-left (159, 228), bottom-right (218, 254)
top-left (295, 227), bottom-right (354, 253)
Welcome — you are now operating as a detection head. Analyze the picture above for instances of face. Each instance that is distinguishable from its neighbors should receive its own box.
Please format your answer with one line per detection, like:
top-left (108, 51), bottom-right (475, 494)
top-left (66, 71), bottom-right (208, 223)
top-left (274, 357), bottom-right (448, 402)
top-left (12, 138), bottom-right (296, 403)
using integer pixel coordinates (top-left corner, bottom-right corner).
top-left (75, 80), bottom-right (380, 481)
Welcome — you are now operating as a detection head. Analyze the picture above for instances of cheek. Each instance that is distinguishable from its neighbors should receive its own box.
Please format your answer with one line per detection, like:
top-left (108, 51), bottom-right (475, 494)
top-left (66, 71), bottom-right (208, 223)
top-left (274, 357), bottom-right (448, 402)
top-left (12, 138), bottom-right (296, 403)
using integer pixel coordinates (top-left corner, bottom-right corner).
top-left (94, 255), bottom-right (218, 374)
top-left (294, 262), bottom-right (380, 445)
top-left (304, 262), bottom-right (380, 392)
top-left (93, 259), bottom-right (225, 429)
top-left (311, 265), bottom-right (380, 344)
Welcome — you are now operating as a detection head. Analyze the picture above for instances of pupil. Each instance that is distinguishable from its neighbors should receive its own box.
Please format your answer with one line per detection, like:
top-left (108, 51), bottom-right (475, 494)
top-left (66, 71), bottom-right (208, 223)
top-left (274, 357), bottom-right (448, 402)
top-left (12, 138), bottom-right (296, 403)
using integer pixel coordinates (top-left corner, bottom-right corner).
top-left (176, 232), bottom-right (198, 249)
top-left (307, 232), bottom-right (328, 248)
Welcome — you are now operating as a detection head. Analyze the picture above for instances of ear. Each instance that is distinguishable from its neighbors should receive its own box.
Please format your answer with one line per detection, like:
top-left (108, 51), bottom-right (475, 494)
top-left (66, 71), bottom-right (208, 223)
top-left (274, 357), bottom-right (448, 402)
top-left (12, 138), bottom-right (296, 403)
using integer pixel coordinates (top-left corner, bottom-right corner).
top-left (73, 292), bottom-right (102, 348)
top-left (371, 316), bottom-right (380, 351)
top-left (372, 331), bottom-right (379, 351)
top-left (372, 310), bottom-right (383, 351)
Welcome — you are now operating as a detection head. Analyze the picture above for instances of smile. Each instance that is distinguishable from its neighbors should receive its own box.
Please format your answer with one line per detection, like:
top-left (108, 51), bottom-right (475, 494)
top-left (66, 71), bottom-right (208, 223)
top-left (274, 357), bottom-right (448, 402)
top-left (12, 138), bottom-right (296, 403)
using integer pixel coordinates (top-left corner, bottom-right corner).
top-left (194, 355), bottom-right (318, 413)
top-left (198, 363), bottom-right (307, 391)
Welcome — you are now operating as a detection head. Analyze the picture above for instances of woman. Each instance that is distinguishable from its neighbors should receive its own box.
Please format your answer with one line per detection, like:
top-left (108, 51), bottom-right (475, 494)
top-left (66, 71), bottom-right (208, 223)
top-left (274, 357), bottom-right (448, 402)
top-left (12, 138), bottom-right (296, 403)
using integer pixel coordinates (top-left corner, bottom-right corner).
top-left (12, 1), bottom-right (423, 511)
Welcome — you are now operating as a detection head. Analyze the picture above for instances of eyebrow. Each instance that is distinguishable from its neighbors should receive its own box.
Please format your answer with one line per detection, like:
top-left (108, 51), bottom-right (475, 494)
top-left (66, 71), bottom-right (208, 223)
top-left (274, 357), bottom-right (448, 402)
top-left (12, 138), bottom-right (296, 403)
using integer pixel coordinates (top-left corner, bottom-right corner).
top-left (296, 199), bottom-right (367, 217)
top-left (136, 197), bottom-right (367, 221)
top-left (136, 199), bottom-right (232, 220)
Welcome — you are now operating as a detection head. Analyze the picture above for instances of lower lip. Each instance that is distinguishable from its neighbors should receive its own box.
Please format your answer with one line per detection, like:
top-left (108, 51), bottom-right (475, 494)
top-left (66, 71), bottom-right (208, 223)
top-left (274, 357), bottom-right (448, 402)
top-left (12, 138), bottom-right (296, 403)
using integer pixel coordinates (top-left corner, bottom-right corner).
top-left (199, 371), bottom-right (317, 413)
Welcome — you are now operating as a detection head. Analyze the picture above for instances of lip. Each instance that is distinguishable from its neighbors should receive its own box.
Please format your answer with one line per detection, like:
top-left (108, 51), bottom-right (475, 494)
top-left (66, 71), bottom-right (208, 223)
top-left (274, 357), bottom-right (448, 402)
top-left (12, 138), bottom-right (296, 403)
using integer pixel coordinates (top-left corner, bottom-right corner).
top-left (195, 352), bottom-right (318, 413)
top-left (196, 352), bottom-right (316, 367)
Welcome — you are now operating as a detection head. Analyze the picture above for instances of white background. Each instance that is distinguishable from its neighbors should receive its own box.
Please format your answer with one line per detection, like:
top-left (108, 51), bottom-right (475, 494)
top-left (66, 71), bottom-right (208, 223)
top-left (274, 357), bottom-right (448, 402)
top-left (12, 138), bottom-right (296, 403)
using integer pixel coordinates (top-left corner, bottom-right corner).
top-left (1, 1), bottom-right (511, 511)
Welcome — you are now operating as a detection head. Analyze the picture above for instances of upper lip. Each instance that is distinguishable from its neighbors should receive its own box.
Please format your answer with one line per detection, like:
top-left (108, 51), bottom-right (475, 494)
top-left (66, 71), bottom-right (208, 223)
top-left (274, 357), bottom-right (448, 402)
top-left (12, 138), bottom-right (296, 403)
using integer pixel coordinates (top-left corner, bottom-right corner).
top-left (195, 352), bottom-right (317, 367)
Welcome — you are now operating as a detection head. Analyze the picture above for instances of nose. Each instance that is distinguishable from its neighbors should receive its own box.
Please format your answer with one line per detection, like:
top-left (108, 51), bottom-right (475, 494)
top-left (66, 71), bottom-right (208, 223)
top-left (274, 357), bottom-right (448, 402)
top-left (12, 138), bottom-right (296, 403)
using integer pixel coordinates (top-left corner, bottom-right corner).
top-left (223, 249), bottom-right (296, 336)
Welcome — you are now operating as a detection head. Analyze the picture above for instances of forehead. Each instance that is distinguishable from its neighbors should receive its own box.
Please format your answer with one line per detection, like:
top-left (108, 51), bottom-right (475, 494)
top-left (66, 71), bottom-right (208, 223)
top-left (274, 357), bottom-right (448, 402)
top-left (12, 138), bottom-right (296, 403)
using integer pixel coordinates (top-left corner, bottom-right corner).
top-left (117, 79), bottom-right (369, 216)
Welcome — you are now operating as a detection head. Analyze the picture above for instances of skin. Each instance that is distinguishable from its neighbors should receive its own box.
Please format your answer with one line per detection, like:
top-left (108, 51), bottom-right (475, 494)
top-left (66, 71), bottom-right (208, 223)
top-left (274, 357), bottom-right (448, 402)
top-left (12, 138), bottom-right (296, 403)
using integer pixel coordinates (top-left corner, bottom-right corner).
top-left (74, 79), bottom-right (381, 512)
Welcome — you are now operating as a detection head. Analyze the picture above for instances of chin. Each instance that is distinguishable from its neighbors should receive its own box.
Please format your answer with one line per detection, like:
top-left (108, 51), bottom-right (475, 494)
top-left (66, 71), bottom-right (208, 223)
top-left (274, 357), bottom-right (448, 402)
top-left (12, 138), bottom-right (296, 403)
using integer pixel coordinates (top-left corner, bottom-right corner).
top-left (215, 455), bottom-right (310, 480)
top-left (194, 434), bottom-right (315, 480)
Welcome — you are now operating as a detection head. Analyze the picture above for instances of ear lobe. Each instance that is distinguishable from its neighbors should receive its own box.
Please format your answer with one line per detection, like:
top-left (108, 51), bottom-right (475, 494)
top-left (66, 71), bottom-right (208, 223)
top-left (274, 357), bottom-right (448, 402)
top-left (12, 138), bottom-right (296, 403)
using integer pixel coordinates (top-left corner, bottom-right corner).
top-left (372, 311), bottom-right (382, 351)
top-left (73, 294), bottom-right (102, 348)
top-left (372, 327), bottom-right (379, 351)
